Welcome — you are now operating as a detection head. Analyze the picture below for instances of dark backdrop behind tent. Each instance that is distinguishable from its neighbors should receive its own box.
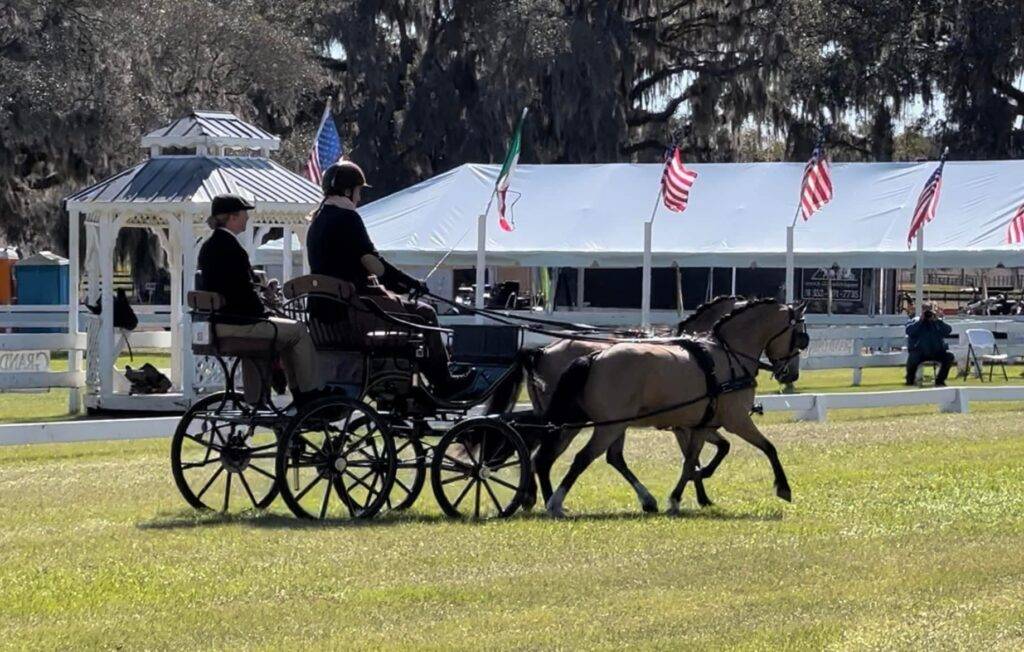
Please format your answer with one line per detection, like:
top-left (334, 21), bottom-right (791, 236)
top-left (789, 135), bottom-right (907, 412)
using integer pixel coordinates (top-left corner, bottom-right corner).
top-left (552, 267), bottom-right (885, 313)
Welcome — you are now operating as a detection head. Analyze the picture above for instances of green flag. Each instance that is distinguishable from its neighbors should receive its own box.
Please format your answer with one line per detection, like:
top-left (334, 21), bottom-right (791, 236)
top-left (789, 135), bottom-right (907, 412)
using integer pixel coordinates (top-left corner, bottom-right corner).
top-left (496, 107), bottom-right (527, 232)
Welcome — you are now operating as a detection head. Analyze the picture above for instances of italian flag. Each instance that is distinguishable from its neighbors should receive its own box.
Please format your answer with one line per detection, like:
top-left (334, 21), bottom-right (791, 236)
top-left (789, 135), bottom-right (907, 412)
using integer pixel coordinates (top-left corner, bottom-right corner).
top-left (496, 108), bottom-right (528, 232)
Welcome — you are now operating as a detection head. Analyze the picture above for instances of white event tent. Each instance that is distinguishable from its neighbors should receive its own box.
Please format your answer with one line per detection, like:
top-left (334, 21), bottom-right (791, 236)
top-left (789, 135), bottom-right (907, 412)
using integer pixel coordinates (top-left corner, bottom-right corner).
top-left (259, 161), bottom-right (1024, 323)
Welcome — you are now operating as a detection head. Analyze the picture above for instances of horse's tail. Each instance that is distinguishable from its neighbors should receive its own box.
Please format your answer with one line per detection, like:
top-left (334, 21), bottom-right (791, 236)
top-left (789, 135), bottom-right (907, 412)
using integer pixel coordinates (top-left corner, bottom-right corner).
top-left (483, 347), bottom-right (540, 416)
top-left (545, 353), bottom-right (595, 426)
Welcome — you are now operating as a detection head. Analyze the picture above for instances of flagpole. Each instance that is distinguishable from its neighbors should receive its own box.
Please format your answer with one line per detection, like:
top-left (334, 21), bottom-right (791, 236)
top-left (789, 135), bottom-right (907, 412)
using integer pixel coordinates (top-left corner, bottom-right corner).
top-left (641, 189), bottom-right (662, 330)
top-left (915, 226), bottom-right (925, 317)
top-left (476, 190), bottom-right (497, 310)
top-left (785, 205), bottom-right (801, 304)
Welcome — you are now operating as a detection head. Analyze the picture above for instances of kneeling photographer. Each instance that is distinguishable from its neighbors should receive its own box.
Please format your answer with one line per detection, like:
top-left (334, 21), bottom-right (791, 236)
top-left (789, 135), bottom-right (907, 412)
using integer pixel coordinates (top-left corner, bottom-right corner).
top-left (905, 303), bottom-right (955, 386)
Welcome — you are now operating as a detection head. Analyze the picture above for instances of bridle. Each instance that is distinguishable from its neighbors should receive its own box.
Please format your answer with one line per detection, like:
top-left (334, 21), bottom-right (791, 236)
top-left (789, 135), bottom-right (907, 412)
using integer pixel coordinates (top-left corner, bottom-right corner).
top-left (720, 306), bottom-right (808, 381)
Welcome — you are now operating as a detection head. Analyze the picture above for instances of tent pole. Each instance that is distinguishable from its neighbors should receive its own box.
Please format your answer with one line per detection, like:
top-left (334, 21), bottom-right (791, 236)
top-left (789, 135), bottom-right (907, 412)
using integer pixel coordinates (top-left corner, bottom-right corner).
top-left (475, 212), bottom-right (487, 310)
top-left (785, 224), bottom-right (795, 303)
top-left (67, 209), bottom-right (81, 415)
top-left (576, 267), bottom-right (585, 310)
top-left (641, 220), bottom-right (653, 329)
top-left (641, 190), bottom-right (662, 330)
top-left (915, 228), bottom-right (925, 317)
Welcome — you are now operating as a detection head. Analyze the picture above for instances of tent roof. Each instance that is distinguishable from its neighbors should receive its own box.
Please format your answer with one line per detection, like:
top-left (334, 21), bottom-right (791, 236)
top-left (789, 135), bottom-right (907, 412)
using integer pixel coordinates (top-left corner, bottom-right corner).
top-left (343, 161), bottom-right (1024, 268)
top-left (66, 155), bottom-right (321, 222)
top-left (140, 110), bottom-right (280, 151)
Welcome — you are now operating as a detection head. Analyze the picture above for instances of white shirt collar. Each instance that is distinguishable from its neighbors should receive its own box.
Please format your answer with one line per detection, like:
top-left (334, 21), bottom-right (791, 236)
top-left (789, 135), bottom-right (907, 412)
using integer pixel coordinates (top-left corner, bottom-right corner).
top-left (217, 227), bottom-right (243, 245)
top-left (324, 195), bottom-right (357, 211)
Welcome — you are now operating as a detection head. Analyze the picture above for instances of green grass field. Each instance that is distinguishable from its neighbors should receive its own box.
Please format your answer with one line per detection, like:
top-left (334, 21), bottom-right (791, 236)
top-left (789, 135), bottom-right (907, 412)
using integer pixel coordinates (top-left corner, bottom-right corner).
top-left (2, 408), bottom-right (1024, 649)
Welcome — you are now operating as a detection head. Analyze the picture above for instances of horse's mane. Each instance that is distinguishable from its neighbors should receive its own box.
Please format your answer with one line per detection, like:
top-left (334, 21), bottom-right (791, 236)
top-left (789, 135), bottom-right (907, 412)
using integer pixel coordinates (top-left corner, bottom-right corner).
top-left (676, 295), bottom-right (745, 335)
top-left (711, 297), bottom-right (783, 338)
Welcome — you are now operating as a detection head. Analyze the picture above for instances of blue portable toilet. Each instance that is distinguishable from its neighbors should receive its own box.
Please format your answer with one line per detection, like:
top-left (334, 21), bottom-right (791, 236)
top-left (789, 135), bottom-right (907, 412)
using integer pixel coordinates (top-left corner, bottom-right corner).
top-left (14, 251), bottom-right (69, 305)
top-left (14, 252), bottom-right (69, 333)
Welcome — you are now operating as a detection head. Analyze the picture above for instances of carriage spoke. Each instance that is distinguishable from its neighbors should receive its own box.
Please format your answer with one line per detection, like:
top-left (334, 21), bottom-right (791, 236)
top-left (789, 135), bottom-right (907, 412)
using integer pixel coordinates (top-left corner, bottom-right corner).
top-left (487, 475), bottom-right (520, 492)
top-left (474, 479), bottom-right (482, 518)
top-left (482, 479), bottom-right (504, 513)
top-left (248, 462), bottom-right (276, 480)
top-left (440, 471), bottom-right (472, 486)
top-left (343, 469), bottom-right (377, 494)
top-left (451, 477), bottom-right (476, 510)
top-left (442, 454), bottom-right (474, 473)
top-left (238, 471), bottom-right (259, 508)
top-left (319, 480), bottom-right (332, 519)
top-left (394, 476), bottom-right (413, 494)
top-left (491, 459), bottom-right (522, 471)
top-left (184, 432), bottom-right (223, 453)
top-left (180, 458), bottom-right (221, 470)
top-left (294, 471), bottom-right (325, 502)
top-left (196, 466), bottom-right (224, 500)
top-left (222, 473), bottom-right (232, 512)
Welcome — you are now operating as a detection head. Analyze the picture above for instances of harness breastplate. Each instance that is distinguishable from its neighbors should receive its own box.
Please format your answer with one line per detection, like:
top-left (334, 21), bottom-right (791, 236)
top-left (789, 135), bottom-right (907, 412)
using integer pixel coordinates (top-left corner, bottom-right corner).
top-left (675, 338), bottom-right (756, 428)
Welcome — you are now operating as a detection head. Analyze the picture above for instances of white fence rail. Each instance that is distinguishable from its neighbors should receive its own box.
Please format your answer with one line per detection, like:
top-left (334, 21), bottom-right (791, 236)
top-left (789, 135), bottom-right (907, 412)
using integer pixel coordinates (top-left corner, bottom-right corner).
top-left (2, 385), bottom-right (1023, 446)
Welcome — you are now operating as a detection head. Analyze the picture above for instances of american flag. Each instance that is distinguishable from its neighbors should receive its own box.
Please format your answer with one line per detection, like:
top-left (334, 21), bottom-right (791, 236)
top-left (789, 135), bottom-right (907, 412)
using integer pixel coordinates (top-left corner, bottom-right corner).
top-left (1007, 203), bottom-right (1024, 244)
top-left (799, 141), bottom-right (833, 220)
top-left (304, 102), bottom-right (343, 184)
top-left (907, 155), bottom-right (947, 244)
top-left (661, 146), bottom-right (698, 212)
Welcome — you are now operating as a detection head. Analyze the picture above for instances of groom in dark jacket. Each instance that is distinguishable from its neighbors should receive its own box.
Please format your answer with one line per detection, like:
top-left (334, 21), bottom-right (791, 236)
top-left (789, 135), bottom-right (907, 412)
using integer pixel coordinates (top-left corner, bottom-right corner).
top-left (306, 161), bottom-right (474, 397)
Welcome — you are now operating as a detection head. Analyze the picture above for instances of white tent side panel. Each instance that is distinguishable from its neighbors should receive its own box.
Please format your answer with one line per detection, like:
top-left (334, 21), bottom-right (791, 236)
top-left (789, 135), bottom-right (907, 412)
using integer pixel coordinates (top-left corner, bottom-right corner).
top-left (344, 161), bottom-right (1024, 269)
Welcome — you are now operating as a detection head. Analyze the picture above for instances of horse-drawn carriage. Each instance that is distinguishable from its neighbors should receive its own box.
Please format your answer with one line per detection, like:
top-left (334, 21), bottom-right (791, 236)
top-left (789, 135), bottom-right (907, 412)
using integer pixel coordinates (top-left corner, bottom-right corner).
top-left (170, 274), bottom-right (537, 521)
top-left (170, 277), bottom-right (811, 520)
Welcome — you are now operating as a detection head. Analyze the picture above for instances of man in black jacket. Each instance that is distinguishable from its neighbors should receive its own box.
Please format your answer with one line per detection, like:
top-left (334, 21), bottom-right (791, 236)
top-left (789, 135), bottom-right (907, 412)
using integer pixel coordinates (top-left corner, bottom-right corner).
top-left (306, 162), bottom-right (474, 396)
top-left (198, 195), bottom-right (323, 402)
top-left (905, 303), bottom-right (956, 386)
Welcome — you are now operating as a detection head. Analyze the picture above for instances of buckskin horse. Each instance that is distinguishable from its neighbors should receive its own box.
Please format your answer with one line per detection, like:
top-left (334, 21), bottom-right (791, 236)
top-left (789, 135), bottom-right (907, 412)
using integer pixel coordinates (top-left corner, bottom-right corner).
top-left (519, 296), bottom-right (746, 512)
top-left (542, 299), bottom-right (808, 517)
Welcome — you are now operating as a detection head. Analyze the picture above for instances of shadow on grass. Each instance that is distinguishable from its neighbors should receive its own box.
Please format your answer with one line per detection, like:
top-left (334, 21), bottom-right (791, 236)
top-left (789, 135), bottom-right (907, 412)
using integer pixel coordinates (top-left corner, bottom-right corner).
top-left (137, 504), bottom-right (783, 530)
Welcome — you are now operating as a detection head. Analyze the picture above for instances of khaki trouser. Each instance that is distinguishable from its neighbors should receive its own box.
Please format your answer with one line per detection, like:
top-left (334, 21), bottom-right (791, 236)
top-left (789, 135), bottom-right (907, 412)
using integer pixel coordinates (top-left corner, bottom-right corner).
top-left (215, 317), bottom-right (321, 393)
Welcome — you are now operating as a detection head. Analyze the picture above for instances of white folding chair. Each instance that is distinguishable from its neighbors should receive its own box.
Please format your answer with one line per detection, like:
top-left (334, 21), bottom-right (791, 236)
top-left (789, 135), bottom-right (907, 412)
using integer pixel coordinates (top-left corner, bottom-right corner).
top-left (963, 328), bottom-right (1009, 382)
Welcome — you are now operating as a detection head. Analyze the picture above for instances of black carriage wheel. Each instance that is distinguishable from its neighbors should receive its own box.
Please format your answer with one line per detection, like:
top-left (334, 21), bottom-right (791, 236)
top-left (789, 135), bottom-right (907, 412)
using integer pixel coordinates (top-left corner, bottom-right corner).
top-left (388, 434), bottom-right (427, 511)
top-left (276, 397), bottom-right (397, 521)
top-left (430, 418), bottom-right (530, 520)
top-left (170, 391), bottom-right (280, 512)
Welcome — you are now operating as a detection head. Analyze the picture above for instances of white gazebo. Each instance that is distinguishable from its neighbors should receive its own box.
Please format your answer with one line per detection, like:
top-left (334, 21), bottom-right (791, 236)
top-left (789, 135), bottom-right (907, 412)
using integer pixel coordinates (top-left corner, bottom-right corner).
top-left (65, 110), bottom-right (321, 412)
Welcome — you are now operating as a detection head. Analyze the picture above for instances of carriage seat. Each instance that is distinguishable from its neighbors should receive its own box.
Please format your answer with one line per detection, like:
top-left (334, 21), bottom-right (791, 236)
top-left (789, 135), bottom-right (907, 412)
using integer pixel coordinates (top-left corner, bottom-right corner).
top-left (186, 291), bottom-right (275, 359)
top-left (283, 275), bottom-right (425, 354)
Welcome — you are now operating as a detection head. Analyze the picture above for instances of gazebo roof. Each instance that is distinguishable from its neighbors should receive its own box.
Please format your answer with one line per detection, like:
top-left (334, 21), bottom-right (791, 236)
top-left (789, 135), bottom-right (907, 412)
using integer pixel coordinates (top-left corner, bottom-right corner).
top-left (65, 155), bottom-right (321, 225)
top-left (140, 110), bottom-right (280, 151)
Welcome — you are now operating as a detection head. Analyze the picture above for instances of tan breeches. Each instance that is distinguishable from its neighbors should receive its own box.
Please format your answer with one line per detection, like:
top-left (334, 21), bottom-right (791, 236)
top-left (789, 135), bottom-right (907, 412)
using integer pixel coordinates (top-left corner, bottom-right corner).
top-left (215, 318), bottom-right (321, 393)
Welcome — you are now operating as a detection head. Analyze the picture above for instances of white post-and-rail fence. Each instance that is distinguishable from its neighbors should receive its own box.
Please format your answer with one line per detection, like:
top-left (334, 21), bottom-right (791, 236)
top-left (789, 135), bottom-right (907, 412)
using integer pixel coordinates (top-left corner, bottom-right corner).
top-left (1, 385), bottom-right (1023, 447)
top-left (0, 304), bottom-right (173, 414)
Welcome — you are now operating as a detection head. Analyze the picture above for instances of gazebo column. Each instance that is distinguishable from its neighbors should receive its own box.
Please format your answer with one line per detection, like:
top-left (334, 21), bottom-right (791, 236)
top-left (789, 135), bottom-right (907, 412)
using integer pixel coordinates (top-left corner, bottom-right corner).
top-left (67, 211), bottom-right (81, 414)
top-left (282, 225), bottom-right (293, 282)
top-left (167, 217), bottom-right (183, 388)
top-left (98, 214), bottom-right (118, 400)
top-left (179, 214), bottom-right (198, 401)
top-left (296, 224), bottom-right (310, 275)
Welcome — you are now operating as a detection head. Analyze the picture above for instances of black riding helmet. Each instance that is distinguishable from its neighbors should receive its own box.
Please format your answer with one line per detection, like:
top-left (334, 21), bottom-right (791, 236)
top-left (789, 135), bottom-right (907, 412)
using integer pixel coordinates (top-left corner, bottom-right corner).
top-left (322, 160), bottom-right (371, 196)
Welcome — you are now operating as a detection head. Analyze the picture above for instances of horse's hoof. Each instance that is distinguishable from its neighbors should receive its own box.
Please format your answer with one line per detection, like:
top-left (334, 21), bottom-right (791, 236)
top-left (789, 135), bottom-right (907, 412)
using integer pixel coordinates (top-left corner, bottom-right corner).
top-left (641, 498), bottom-right (659, 514)
top-left (522, 493), bottom-right (537, 512)
top-left (546, 507), bottom-right (567, 519)
top-left (698, 498), bottom-right (715, 508)
top-left (776, 485), bottom-right (792, 502)
top-left (665, 498), bottom-right (681, 516)
top-left (698, 465), bottom-right (715, 479)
